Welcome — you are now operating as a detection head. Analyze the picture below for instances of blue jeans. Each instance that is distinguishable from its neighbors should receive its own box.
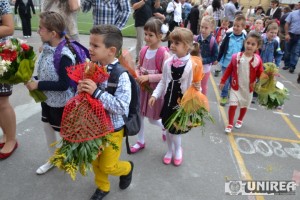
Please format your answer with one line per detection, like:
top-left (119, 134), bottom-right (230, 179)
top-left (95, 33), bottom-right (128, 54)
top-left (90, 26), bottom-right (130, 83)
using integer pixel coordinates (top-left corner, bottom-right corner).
top-left (221, 66), bottom-right (231, 98)
top-left (284, 34), bottom-right (300, 70)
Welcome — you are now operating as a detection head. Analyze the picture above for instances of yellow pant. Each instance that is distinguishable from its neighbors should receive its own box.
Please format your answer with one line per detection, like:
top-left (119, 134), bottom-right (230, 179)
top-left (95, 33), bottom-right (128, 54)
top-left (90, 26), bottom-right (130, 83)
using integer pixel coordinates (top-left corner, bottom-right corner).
top-left (92, 128), bottom-right (131, 192)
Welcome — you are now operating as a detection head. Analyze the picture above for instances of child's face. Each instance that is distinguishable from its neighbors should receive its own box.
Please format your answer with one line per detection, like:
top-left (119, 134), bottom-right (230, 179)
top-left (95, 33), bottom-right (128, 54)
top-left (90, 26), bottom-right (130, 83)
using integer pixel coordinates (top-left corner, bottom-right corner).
top-left (221, 21), bottom-right (229, 29)
top-left (89, 34), bottom-right (112, 64)
top-left (266, 29), bottom-right (278, 41)
top-left (170, 40), bottom-right (189, 58)
top-left (244, 37), bottom-right (259, 55)
top-left (144, 30), bottom-right (161, 49)
top-left (200, 21), bottom-right (213, 38)
top-left (233, 20), bottom-right (245, 35)
top-left (254, 20), bottom-right (263, 29)
top-left (37, 21), bottom-right (53, 43)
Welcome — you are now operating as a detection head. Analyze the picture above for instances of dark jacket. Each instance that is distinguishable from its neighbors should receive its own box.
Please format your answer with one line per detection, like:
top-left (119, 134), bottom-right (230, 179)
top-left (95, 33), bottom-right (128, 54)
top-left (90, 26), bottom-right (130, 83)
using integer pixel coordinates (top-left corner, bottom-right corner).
top-left (266, 7), bottom-right (282, 21)
top-left (15, 0), bottom-right (35, 18)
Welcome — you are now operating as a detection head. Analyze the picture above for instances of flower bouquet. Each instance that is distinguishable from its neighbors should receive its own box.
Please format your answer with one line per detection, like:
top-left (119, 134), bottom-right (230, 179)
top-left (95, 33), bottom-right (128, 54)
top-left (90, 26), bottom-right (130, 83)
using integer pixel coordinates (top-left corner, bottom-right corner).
top-left (117, 49), bottom-right (153, 93)
top-left (49, 61), bottom-right (116, 180)
top-left (255, 62), bottom-right (288, 109)
top-left (0, 38), bottom-right (46, 102)
top-left (165, 56), bottom-right (214, 132)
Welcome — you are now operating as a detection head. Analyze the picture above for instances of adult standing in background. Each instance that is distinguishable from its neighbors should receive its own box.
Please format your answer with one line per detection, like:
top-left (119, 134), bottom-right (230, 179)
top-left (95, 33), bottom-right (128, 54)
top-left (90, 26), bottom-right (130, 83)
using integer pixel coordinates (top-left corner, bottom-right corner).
top-left (224, 0), bottom-right (243, 27)
top-left (182, 0), bottom-right (192, 27)
top-left (42, 0), bottom-right (80, 41)
top-left (205, 0), bottom-right (223, 27)
top-left (131, 0), bottom-right (160, 63)
top-left (81, 0), bottom-right (130, 30)
top-left (283, 3), bottom-right (300, 74)
top-left (189, 1), bottom-right (200, 35)
top-left (0, 0), bottom-right (18, 160)
top-left (279, 6), bottom-right (291, 52)
top-left (165, 0), bottom-right (182, 47)
top-left (14, 0), bottom-right (35, 38)
top-left (266, 0), bottom-right (282, 21)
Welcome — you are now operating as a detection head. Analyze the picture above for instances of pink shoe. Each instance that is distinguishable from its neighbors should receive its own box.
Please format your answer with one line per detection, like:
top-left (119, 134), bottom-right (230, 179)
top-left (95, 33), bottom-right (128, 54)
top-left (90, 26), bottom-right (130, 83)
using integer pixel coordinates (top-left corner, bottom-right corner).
top-left (130, 142), bottom-right (145, 154)
top-left (173, 148), bottom-right (183, 166)
top-left (163, 156), bottom-right (172, 165)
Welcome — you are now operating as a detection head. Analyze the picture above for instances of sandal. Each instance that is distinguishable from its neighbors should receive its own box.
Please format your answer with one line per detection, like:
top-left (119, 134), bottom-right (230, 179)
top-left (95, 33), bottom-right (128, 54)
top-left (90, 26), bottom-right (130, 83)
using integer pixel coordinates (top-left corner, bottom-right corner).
top-left (225, 125), bottom-right (233, 133)
top-left (130, 142), bottom-right (145, 154)
top-left (234, 120), bottom-right (243, 129)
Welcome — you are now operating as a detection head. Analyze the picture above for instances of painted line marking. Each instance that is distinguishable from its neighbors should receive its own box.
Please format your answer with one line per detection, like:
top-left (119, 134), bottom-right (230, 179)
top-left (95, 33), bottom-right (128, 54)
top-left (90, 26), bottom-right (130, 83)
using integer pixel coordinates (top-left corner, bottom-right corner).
top-left (278, 110), bottom-right (300, 139)
top-left (209, 74), bottom-right (266, 200)
top-left (293, 115), bottom-right (300, 118)
top-left (232, 132), bottom-right (300, 144)
top-left (273, 111), bottom-right (290, 116)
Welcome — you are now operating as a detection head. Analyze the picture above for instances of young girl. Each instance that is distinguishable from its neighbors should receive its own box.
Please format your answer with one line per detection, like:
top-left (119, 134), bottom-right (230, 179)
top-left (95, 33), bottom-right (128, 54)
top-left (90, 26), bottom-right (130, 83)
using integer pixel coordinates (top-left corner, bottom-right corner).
top-left (149, 27), bottom-right (199, 166)
top-left (194, 15), bottom-right (218, 96)
top-left (26, 11), bottom-right (75, 174)
top-left (131, 17), bottom-right (170, 153)
top-left (219, 32), bottom-right (264, 133)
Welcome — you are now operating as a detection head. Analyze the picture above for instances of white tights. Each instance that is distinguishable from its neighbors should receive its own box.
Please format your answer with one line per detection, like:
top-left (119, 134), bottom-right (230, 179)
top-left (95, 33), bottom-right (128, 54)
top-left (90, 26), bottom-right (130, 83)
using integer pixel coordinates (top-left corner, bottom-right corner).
top-left (43, 123), bottom-right (61, 156)
top-left (165, 131), bottom-right (182, 159)
top-left (136, 116), bottom-right (165, 144)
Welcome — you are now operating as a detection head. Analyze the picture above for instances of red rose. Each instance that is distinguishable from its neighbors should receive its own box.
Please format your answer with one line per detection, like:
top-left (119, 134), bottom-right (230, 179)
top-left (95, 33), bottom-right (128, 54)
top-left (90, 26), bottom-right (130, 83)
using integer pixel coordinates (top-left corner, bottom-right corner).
top-left (21, 43), bottom-right (30, 51)
top-left (0, 49), bottom-right (17, 61)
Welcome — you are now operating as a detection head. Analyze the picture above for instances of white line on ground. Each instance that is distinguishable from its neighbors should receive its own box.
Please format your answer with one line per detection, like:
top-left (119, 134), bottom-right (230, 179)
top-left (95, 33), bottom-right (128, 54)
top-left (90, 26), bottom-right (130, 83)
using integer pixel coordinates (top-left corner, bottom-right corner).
top-left (273, 111), bottom-right (290, 116)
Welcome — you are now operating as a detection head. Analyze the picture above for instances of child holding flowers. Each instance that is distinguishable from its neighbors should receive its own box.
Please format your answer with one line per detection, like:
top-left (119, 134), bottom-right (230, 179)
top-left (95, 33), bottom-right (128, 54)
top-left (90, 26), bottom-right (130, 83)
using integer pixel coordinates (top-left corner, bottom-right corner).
top-left (25, 11), bottom-right (75, 174)
top-left (78, 25), bottom-right (133, 200)
top-left (219, 32), bottom-right (264, 133)
top-left (130, 17), bottom-right (170, 154)
top-left (149, 27), bottom-right (201, 166)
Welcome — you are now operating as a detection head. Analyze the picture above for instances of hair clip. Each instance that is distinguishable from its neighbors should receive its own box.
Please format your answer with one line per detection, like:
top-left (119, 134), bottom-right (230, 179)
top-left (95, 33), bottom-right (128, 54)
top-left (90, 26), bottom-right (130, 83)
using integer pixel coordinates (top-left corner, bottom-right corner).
top-left (161, 24), bottom-right (169, 34)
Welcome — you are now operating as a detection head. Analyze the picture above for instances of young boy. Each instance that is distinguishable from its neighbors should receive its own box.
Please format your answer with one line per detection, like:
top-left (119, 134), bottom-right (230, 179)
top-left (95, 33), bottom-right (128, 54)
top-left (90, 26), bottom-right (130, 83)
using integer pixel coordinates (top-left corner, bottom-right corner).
top-left (217, 15), bottom-right (247, 106)
top-left (78, 24), bottom-right (133, 200)
top-left (260, 24), bottom-right (283, 67)
top-left (215, 17), bottom-right (230, 45)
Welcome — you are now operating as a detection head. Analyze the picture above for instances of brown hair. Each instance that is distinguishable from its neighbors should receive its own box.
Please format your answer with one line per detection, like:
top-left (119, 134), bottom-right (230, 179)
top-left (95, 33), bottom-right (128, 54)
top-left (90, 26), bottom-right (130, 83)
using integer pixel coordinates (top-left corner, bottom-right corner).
top-left (234, 15), bottom-right (246, 26)
top-left (201, 15), bottom-right (216, 28)
top-left (266, 24), bottom-right (278, 32)
top-left (169, 27), bottom-right (194, 51)
top-left (39, 11), bottom-right (65, 38)
top-left (90, 24), bottom-right (123, 54)
top-left (144, 17), bottom-right (164, 38)
top-left (245, 31), bottom-right (263, 48)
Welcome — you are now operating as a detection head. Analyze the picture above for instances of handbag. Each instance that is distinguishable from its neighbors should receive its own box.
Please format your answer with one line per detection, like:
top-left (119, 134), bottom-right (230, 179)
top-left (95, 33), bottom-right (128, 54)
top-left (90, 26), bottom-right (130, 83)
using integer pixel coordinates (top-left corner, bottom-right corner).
top-left (164, 11), bottom-right (174, 24)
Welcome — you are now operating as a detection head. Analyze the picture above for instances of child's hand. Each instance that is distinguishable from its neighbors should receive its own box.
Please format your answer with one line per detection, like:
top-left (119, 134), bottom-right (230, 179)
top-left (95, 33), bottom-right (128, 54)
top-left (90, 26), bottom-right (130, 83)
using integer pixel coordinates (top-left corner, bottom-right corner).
top-left (148, 96), bottom-right (156, 107)
top-left (78, 79), bottom-right (97, 95)
top-left (192, 82), bottom-right (201, 91)
top-left (25, 80), bottom-right (38, 91)
top-left (219, 83), bottom-right (224, 91)
top-left (136, 75), bottom-right (149, 84)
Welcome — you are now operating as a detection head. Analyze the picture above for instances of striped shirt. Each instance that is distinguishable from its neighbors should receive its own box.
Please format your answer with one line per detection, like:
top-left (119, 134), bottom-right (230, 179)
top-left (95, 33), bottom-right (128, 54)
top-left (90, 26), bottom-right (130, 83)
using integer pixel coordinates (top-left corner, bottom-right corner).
top-left (81, 0), bottom-right (130, 29)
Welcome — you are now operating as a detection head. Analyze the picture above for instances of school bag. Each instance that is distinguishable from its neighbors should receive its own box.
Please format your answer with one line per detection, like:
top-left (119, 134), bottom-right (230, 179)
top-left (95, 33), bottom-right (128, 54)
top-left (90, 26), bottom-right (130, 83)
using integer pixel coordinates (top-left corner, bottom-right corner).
top-left (139, 46), bottom-right (169, 73)
top-left (53, 39), bottom-right (90, 91)
top-left (106, 63), bottom-right (141, 155)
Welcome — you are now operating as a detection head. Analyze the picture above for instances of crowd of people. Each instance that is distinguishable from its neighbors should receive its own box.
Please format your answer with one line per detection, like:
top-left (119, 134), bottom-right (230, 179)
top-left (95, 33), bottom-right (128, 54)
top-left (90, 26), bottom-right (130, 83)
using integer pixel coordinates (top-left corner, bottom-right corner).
top-left (1, 0), bottom-right (300, 200)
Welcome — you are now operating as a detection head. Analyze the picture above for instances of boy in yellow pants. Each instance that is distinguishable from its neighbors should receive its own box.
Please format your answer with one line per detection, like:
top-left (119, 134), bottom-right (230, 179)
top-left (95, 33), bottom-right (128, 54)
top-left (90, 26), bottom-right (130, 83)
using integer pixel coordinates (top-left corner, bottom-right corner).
top-left (78, 24), bottom-right (133, 200)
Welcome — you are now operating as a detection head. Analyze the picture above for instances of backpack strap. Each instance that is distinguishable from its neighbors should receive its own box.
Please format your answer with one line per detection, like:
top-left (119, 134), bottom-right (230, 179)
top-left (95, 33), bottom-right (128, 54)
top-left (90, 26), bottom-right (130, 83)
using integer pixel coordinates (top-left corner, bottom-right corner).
top-left (54, 39), bottom-right (68, 73)
top-left (106, 63), bottom-right (126, 95)
top-left (139, 46), bottom-right (149, 68)
top-left (155, 46), bottom-right (168, 73)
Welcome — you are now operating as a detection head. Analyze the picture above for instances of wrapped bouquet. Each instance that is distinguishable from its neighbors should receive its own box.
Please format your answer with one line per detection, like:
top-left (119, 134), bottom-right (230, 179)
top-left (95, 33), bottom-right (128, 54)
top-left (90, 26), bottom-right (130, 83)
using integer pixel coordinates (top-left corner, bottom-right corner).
top-left (49, 61), bottom-right (116, 180)
top-left (0, 38), bottom-right (46, 102)
top-left (255, 62), bottom-right (288, 109)
top-left (165, 56), bottom-right (214, 132)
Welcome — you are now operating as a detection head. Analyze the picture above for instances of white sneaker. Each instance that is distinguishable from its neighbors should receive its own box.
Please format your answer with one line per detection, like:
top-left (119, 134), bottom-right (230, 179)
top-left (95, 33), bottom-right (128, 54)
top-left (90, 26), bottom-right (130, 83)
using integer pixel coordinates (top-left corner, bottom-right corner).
top-left (36, 162), bottom-right (54, 175)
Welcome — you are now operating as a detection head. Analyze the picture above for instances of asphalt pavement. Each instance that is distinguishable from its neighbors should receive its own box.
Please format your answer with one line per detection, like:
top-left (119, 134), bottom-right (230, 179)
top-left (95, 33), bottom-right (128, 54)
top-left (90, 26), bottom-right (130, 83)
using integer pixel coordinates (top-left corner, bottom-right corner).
top-left (0, 30), bottom-right (300, 200)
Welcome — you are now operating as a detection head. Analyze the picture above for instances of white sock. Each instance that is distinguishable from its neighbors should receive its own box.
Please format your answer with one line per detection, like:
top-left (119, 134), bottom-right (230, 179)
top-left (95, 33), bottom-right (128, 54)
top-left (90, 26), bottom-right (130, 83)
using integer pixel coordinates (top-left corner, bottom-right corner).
top-left (173, 134), bottom-right (182, 159)
top-left (136, 116), bottom-right (145, 145)
top-left (43, 123), bottom-right (57, 156)
top-left (148, 119), bottom-right (166, 135)
top-left (165, 131), bottom-right (173, 158)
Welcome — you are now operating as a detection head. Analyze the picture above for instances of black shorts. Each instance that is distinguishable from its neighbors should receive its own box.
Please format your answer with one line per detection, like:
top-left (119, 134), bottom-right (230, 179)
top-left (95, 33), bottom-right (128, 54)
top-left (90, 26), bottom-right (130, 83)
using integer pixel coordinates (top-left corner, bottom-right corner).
top-left (0, 83), bottom-right (12, 96)
top-left (41, 102), bottom-right (64, 132)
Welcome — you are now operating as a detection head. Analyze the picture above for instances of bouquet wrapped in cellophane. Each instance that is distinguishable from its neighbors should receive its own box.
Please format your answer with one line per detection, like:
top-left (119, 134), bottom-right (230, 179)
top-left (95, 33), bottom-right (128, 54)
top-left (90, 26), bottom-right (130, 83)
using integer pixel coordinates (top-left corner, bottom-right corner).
top-left (165, 56), bottom-right (214, 132)
top-left (49, 61), bottom-right (116, 180)
top-left (0, 38), bottom-right (46, 102)
top-left (118, 49), bottom-right (153, 93)
top-left (255, 62), bottom-right (288, 109)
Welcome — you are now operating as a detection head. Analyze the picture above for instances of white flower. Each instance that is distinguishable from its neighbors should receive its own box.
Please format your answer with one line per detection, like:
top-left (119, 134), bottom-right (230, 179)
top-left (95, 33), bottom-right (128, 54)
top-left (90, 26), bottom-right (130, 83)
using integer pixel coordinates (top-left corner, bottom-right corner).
top-left (3, 39), bottom-right (12, 49)
top-left (0, 60), bottom-right (11, 76)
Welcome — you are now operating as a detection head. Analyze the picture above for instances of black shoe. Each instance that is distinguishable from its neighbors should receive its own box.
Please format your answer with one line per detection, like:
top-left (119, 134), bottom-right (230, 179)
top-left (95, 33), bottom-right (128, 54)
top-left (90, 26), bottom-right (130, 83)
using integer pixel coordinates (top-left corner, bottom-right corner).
top-left (297, 73), bottom-right (300, 84)
top-left (289, 68), bottom-right (295, 73)
top-left (282, 66), bottom-right (290, 70)
top-left (119, 161), bottom-right (134, 190)
top-left (89, 189), bottom-right (109, 200)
